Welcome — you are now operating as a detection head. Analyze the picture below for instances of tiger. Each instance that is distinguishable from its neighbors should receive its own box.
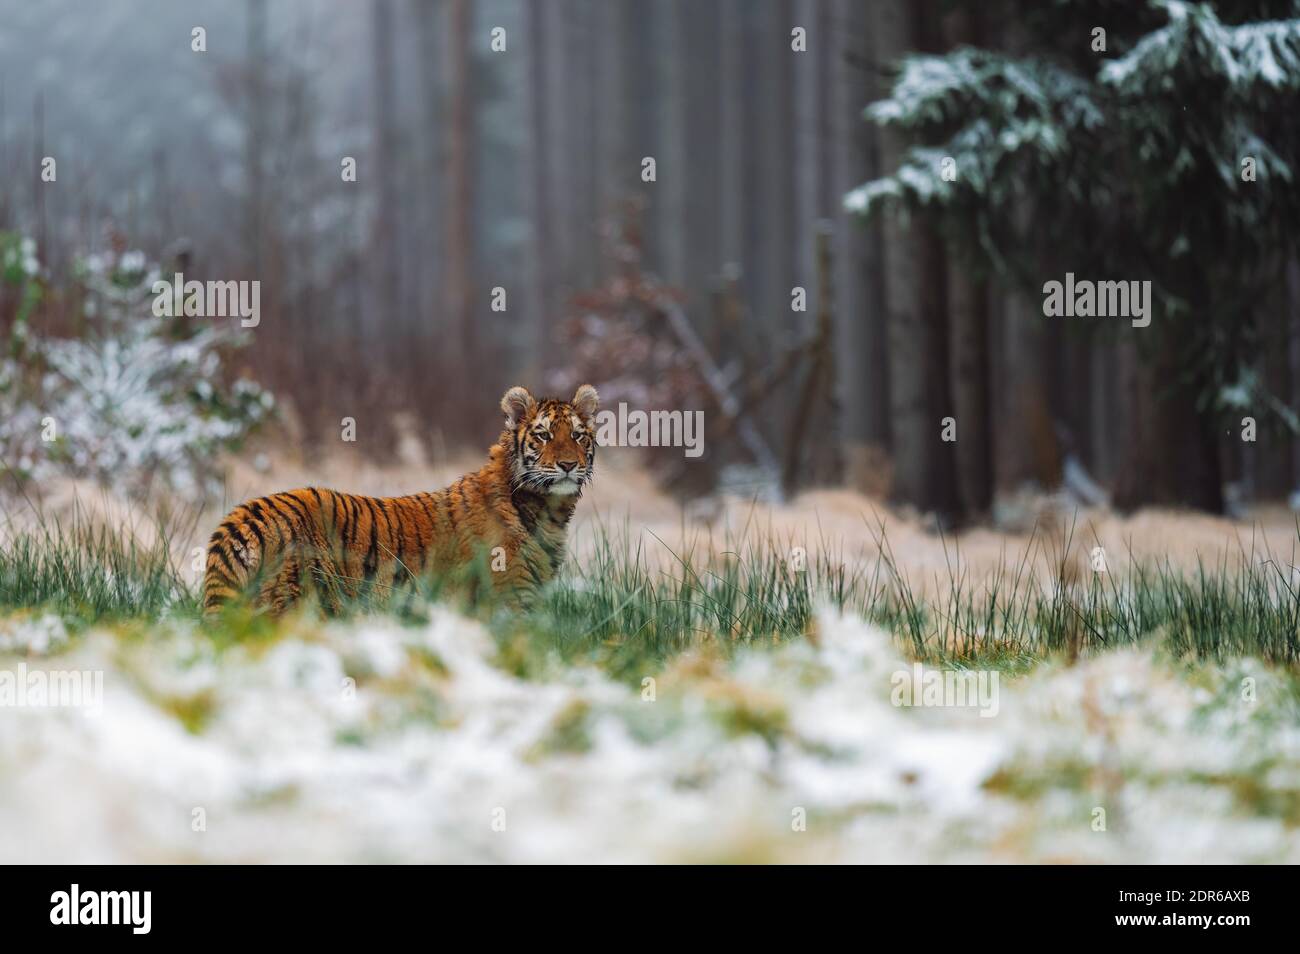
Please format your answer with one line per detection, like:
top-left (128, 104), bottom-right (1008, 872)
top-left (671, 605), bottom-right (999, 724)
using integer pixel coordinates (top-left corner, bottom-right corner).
top-left (202, 384), bottom-right (599, 617)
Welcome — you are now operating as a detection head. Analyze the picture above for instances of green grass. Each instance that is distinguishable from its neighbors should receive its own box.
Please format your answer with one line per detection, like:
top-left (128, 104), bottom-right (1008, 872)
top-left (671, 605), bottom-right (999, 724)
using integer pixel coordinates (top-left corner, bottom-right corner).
top-left (0, 508), bottom-right (189, 628)
top-left (517, 517), bottom-right (1300, 676)
top-left (1, 507), bottom-right (1298, 675)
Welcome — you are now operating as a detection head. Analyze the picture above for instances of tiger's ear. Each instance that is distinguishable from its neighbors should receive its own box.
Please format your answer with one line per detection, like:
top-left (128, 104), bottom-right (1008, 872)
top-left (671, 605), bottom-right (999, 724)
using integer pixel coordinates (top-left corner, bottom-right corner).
top-left (501, 386), bottom-right (536, 428)
top-left (572, 384), bottom-right (599, 419)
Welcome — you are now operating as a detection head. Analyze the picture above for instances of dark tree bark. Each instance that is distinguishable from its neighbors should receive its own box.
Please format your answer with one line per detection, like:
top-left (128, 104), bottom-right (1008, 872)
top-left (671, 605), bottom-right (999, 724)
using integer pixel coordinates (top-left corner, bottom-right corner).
top-left (681, 0), bottom-right (722, 332)
top-left (1114, 251), bottom-right (1224, 513)
top-left (1290, 260), bottom-right (1300, 496)
top-left (720, 0), bottom-right (744, 269)
top-left (656, 0), bottom-right (688, 288)
top-left (443, 0), bottom-right (475, 381)
top-left (245, 0), bottom-right (267, 273)
top-left (947, 261), bottom-right (993, 514)
top-left (524, 0), bottom-right (553, 383)
top-left (370, 0), bottom-right (401, 360)
top-left (762, 0), bottom-right (796, 341)
top-left (412, 0), bottom-right (445, 354)
top-left (941, 5), bottom-right (993, 515)
top-left (874, 0), bottom-right (964, 525)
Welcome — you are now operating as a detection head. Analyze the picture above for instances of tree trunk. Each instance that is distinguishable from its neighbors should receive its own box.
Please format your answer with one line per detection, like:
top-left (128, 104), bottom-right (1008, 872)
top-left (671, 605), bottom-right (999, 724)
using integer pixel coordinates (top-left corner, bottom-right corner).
top-left (682, 0), bottom-right (721, 332)
top-left (413, 0), bottom-right (445, 369)
top-left (941, 5), bottom-right (992, 515)
top-left (524, 0), bottom-right (553, 383)
top-left (370, 0), bottom-right (401, 371)
top-left (763, 0), bottom-right (796, 342)
top-left (595, 0), bottom-right (628, 240)
top-left (719, 0), bottom-right (744, 269)
top-left (997, 287), bottom-right (1058, 494)
top-left (1112, 334), bottom-right (1223, 513)
top-left (1290, 259), bottom-right (1300, 498)
top-left (830, 0), bottom-right (884, 455)
top-left (656, 0), bottom-right (688, 289)
top-left (874, 0), bottom-right (963, 525)
top-left (792, 0), bottom-right (820, 290)
top-left (245, 0), bottom-right (267, 274)
top-left (443, 0), bottom-right (475, 381)
top-left (947, 261), bottom-right (992, 514)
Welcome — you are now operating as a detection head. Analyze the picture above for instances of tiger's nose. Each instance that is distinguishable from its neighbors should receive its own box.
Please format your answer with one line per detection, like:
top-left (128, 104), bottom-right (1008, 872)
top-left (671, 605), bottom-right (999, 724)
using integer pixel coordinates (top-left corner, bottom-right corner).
top-left (558, 461), bottom-right (578, 474)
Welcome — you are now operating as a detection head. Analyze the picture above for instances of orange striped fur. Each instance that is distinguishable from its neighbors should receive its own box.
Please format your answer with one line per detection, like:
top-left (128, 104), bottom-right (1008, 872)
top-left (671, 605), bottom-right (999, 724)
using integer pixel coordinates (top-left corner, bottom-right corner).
top-left (203, 385), bottom-right (598, 617)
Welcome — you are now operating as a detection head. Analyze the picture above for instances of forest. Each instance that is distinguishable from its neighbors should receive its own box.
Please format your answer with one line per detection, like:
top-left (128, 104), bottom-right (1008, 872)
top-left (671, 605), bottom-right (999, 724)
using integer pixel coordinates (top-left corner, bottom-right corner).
top-left (2, 0), bottom-right (1295, 525)
top-left (3, 0), bottom-right (1300, 867)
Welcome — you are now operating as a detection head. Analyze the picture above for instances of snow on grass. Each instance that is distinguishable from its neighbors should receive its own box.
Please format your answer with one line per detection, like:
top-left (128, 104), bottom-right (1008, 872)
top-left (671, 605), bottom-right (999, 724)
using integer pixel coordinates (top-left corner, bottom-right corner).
top-left (0, 609), bottom-right (1296, 863)
top-left (0, 613), bottom-right (69, 655)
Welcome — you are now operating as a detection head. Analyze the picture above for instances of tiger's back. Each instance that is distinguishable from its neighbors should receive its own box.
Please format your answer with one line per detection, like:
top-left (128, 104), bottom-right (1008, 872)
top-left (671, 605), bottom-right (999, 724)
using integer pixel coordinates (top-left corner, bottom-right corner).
top-left (204, 488), bottom-right (435, 616)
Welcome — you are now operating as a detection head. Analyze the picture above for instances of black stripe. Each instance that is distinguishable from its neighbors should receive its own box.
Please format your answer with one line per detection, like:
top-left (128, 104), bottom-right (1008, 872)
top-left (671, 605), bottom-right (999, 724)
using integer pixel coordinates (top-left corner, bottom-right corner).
top-left (334, 494), bottom-right (352, 551)
top-left (262, 495), bottom-right (298, 527)
top-left (205, 564), bottom-right (240, 590)
top-left (243, 517), bottom-right (266, 552)
top-left (455, 479), bottom-right (472, 524)
top-left (209, 545), bottom-right (241, 580)
top-left (278, 492), bottom-right (312, 525)
top-left (221, 521), bottom-right (254, 567)
top-left (308, 488), bottom-right (329, 533)
top-left (317, 490), bottom-right (340, 557)
top-left (245, 502), bottom-right (273, 545)
top-left (390, 503), bottom-right (407, 574)
top-left (362, 497), bottom-right (380, 581)
top-left (374, 498), bottom-right (394, 554)
top-left (348, 493), bottom-right (364, 553)
top-left (279, 496), bottom-right (316, 547)
top-left (253, 498), bottom-right (293, 541)
top-left (413, 494), bottom-right (437, 551)
top-left (516, 497), bottom-right (539, 535)
top-left (415, 493), bottom-right (437, 526)
top-left (446, 494), bottom-right (460, 532)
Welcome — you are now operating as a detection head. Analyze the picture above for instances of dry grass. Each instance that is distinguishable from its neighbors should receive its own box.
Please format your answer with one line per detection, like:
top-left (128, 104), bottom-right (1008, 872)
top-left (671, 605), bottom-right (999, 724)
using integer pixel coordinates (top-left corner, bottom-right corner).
top-left (12, 439), bottom-right (1300, 607)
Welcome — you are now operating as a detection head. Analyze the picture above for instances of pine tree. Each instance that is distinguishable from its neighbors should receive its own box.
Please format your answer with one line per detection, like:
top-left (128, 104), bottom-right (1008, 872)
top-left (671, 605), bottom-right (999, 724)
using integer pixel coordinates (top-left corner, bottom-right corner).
top-left (848, 0), bottom-right (1300, 512)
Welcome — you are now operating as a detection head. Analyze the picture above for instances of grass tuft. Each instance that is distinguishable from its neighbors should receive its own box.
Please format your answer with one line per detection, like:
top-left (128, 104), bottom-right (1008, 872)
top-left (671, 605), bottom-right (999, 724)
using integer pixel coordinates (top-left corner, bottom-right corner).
top-left (1, 506), bottom-right (1298, 673)
top-left (0, 504), bottom-right (189, 627)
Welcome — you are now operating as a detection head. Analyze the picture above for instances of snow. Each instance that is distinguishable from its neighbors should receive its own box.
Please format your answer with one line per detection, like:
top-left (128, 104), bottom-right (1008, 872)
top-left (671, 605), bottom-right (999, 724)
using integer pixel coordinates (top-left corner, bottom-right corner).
top-left (1102, 2), bottom-right (1300, 94)
top-left (0, 241), bottom-right (273, 500)
top-left (0, 614), bottom-right (69, 655)
top-left (2, 609), bottom-right (1296, 863)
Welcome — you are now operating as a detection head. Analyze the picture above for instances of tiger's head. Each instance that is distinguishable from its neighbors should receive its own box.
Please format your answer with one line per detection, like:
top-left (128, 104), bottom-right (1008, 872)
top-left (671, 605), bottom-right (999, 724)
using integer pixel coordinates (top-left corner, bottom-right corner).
top-left (501, 384), bottom-right (599, 496)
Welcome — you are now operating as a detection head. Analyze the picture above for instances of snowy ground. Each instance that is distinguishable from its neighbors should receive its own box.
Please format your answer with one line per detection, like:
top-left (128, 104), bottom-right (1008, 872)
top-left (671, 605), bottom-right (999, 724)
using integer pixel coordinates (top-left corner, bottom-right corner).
top-left (2, 608), bottom-right (1296, 863)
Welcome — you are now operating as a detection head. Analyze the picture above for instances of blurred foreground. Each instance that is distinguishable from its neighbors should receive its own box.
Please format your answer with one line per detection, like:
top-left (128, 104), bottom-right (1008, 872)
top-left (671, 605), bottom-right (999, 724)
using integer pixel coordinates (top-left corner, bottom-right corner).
top-left (4, 449), bottom-right (1300, 863)
top-left (1, 607), bottom-right (1295, 863)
